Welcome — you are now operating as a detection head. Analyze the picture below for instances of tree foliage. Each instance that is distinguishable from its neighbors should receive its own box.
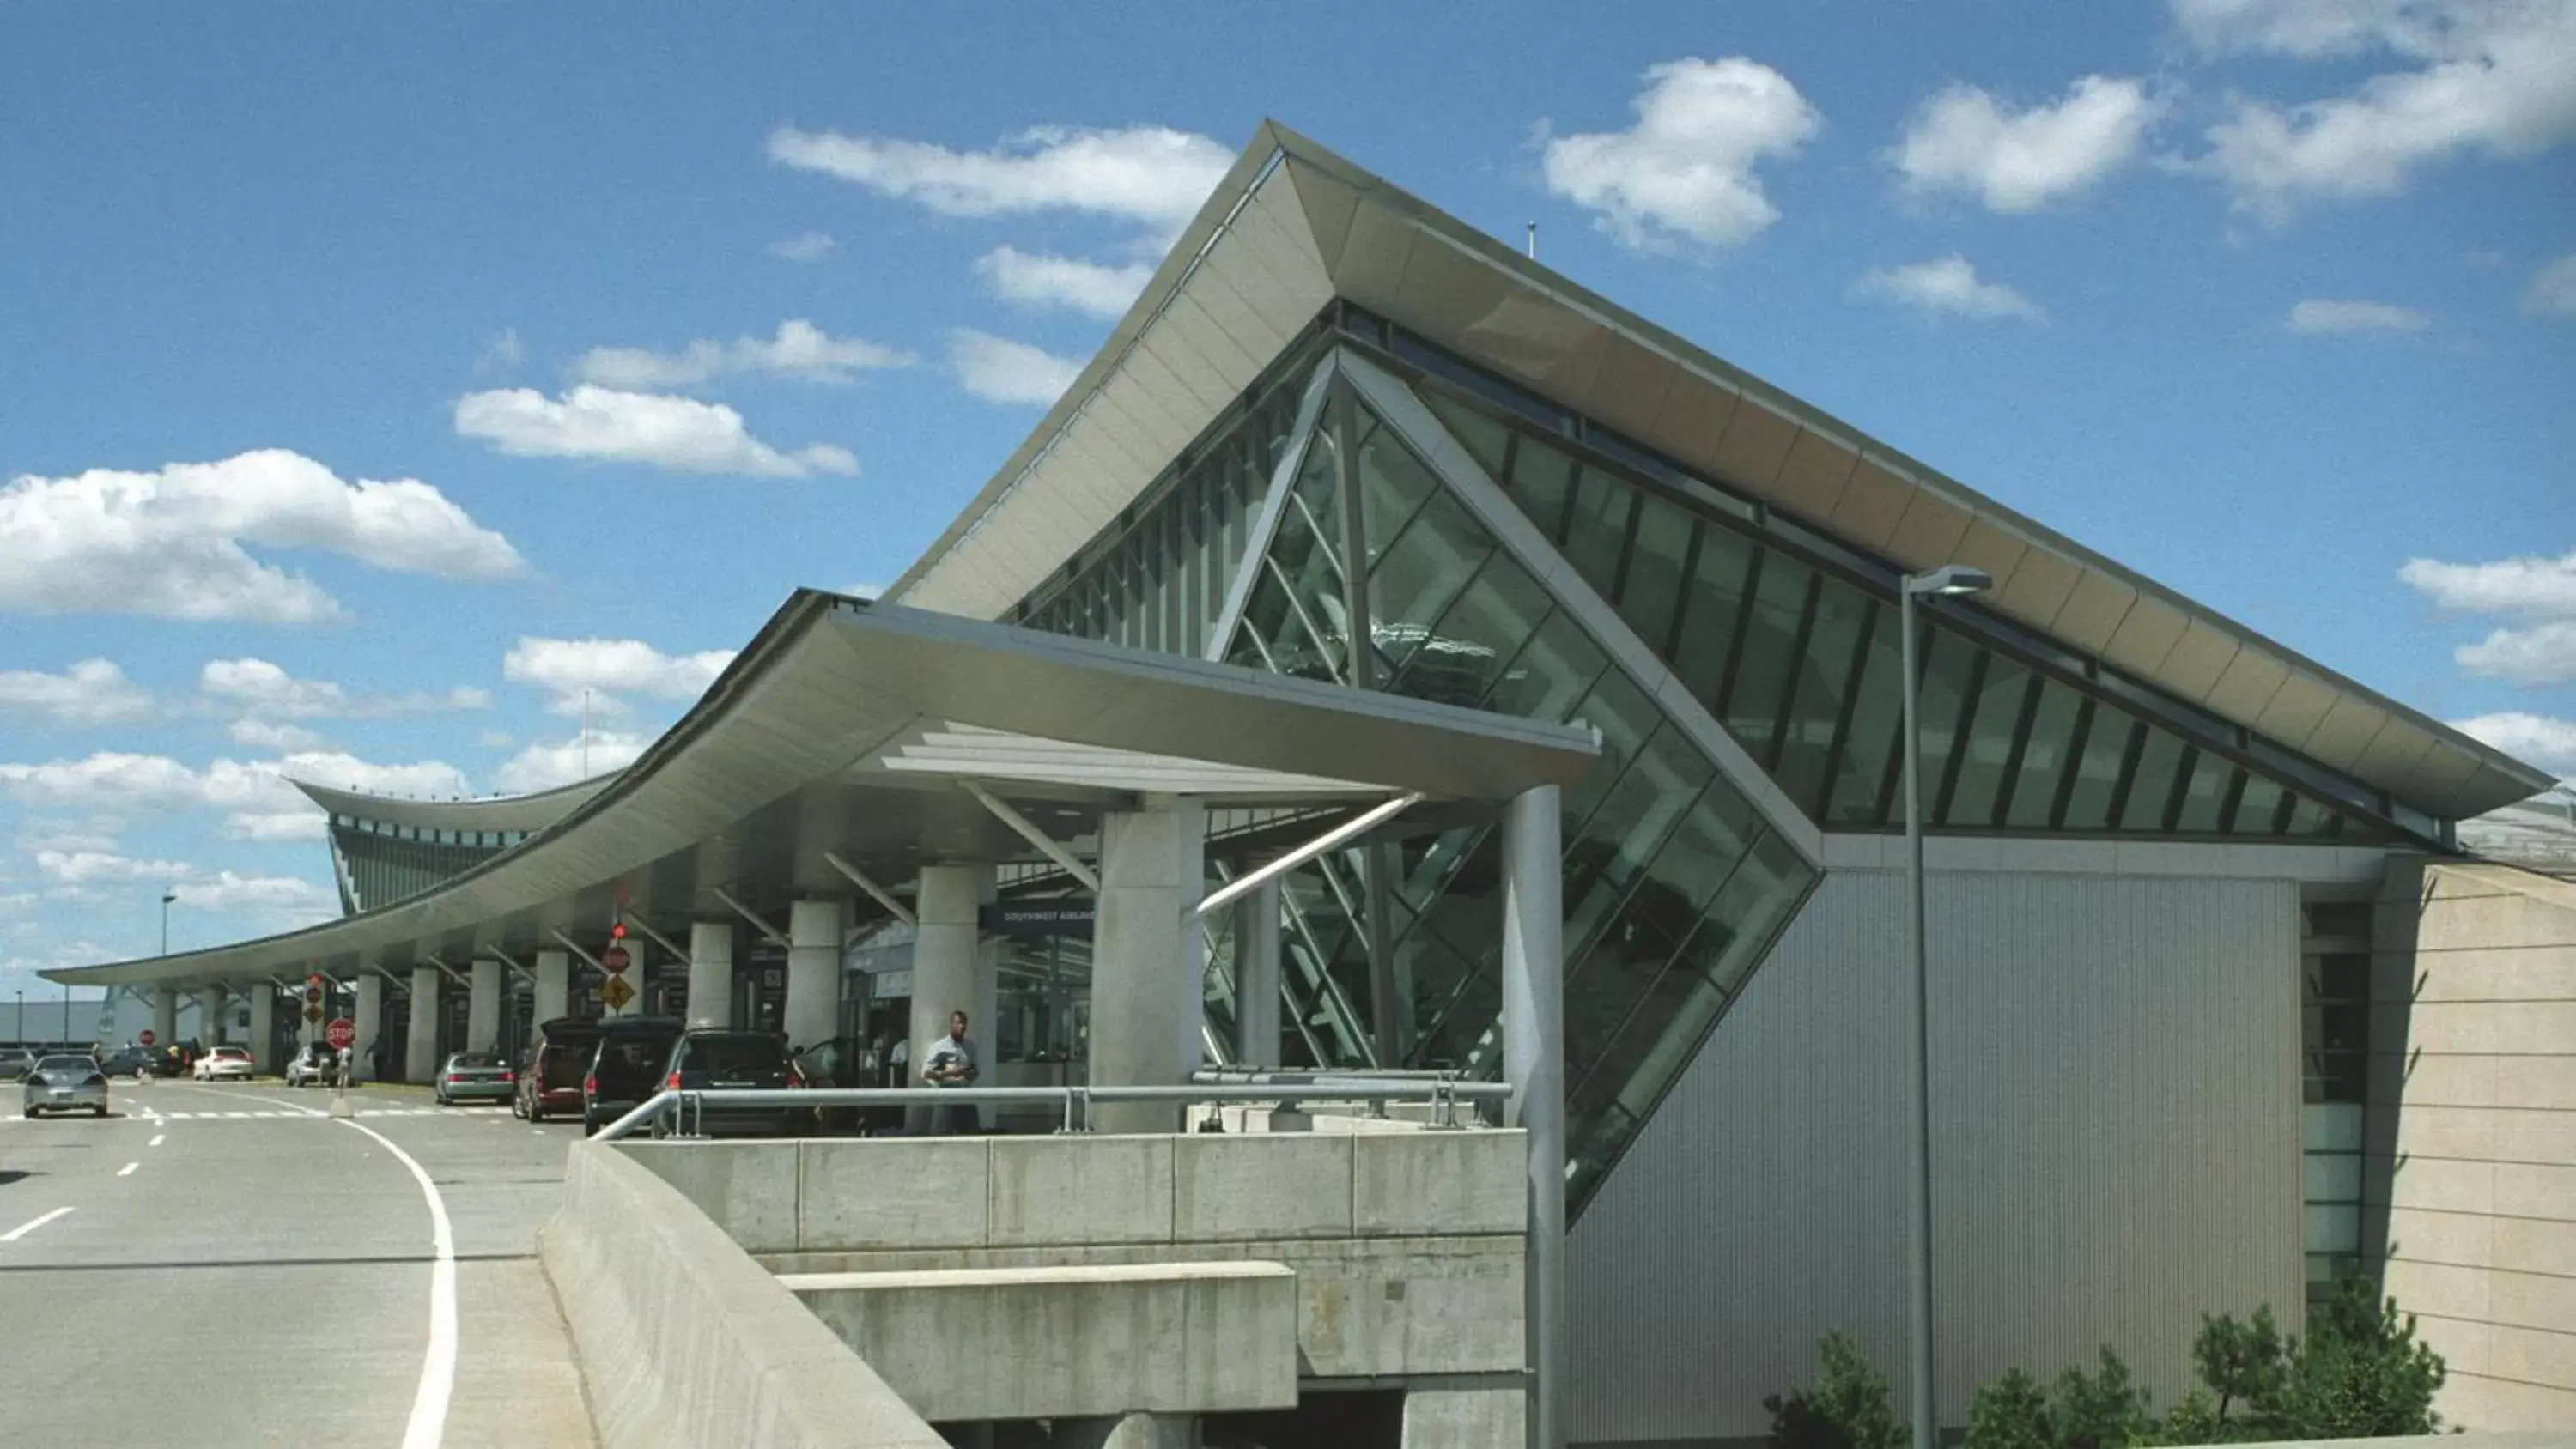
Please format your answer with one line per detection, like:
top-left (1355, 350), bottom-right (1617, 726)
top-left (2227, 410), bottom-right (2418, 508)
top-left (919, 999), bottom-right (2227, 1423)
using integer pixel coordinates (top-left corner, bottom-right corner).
top-left (1765, 1331), bottom-right (1904, 1449)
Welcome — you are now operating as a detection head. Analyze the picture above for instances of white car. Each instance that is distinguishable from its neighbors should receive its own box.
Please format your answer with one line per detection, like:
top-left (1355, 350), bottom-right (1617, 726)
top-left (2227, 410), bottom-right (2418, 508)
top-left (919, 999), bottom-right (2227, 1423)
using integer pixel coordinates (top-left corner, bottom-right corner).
top-left (193, 1046), bottom-right (253, 1081)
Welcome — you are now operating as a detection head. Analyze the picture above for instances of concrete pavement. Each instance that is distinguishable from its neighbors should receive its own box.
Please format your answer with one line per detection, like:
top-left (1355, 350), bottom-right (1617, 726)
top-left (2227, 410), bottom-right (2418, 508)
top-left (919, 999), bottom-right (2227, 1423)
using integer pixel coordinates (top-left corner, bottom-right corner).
top-left (0, 1074), bottom-right (593, 1446)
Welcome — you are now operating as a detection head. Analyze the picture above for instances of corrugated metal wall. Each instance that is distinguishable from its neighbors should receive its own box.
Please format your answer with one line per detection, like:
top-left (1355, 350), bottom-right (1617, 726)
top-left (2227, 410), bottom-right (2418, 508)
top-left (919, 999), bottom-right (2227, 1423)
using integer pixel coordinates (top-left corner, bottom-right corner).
top-left (1568, 867), bottom-right (2303, 1444)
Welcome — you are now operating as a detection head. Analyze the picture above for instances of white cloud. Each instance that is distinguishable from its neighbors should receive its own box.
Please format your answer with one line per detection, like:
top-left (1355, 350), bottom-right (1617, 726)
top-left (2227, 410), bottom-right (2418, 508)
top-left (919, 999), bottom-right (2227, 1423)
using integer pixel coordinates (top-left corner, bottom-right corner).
top-left (1855, 255), bottom-right (2049, 322)
top-left (1540, 57), bottom-right (1822, 253)
top-left (194, 658), bottom-right (485, 747)
top-left (2452, 711), bottom-right (2576, 770)
top-left (2185, 0), bottom-right (2576, 222)
top-left (974, 246), bottom-right (1155, 318)
top-left (501, 637), bottom-right (736, 717)
top-left (2401, 548), bottom-right (2576, 616)
top-left (170, 870), bottom-right (333, 917)
top-left (1890, 75), bottom-right (2163, 211)
top-left (34, 850), bottom-right (191, 886)
top-left (453, 385), bottom-right (858, 478)
top-left (769, 231), bottom-right (837, 263)
top-left (201, 657), bottom-right (347, 717)
top-left (569, 320), bottom-right (916, 390)
top-left (228, 719), bottom-right (325, 752)
top-left (766, 124), bottom-right (1230, 233)
top-left (2286, 298), bottom-right (2434, 333)
top-left (949, 330), bottom-right (1084, 406)
top-left (0, 749), bottom-right (469, 840)
top-left (0, 659), bottom-right (152, 726)
top-left (495, 731), bottom-right (650, 794)
top-left (2524, 250), bottom-right (2576, 318)
top-left (0, 450), bottom-right (523, 624)
top-left (224, 809), bottom-right (327, 842)
top-left (2458, 619), bottom-right (2576, 684)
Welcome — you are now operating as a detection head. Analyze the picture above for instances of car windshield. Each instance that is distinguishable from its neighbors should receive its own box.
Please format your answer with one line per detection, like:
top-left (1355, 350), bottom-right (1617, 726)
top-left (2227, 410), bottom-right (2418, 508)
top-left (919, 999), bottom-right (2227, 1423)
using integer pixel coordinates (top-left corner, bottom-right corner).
top-left (210, 1048), bottom-right (249, 1061)
top-left (452, 1053), bottom-right (506, 1069)
top-left (681, 1035), bottom-right (787, 1074)
top-left (35, 1056), bottom-right (95, 1074)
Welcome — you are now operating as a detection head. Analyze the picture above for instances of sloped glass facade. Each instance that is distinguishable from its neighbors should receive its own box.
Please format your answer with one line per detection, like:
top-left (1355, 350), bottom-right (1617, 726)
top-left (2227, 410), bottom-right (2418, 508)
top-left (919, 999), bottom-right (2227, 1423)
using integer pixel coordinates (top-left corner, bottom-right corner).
top-left (325, 814), bottom-right (527, 916)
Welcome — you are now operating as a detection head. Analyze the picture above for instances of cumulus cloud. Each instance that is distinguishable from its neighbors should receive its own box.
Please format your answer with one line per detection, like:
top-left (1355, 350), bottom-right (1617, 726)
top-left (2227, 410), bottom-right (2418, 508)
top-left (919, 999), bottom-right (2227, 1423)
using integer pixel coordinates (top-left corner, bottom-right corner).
top-left (2454, 711), bottom-right (2576, 770)
top-left (0, 749), bottom-right (469, 839)
top-left (224, 810), bottom-right (327, 842)
top-left (2524, 250), bottom-right (2576, 318)
top-left (1890, 75), bottom-right (2163, 211)
top-left (495, 730), bottom-right (651, 794)
top-left (2457, 620), bottom-right (2576, 685)
top-left (569, 320), bottom-right (916, 390)
top-left (0, 450), bottom-right (523, 624)
top-left (2181, 0), bottom-right (2576, 222)
top-left (2286, 298), bottom-right (2434, 333)
top-left (974, 246), bottom-right (1156, 318)
top-left (1855, 255), bottom-right (2049, 322)
top-left (35, 850), bottom-right (191, 886)
top-left (1540, 57), bottom-right (1823, 252)
top-left (949, 330), bottom-right (1084, 405)
top-left (201, 657), bottom-right (348, 717)
top-left (501, 637), bottom-right (736, 717)
top-left (769, 231), bottom-right (837, 263)
top-left (228, 719), bottom-right (325, 752)
top-left (170, 870), bottom-right (333, 917)
top-left (2401, 548), bottom-right (2576, 616)
top-left (767, 123), bottom-right (1230, 233)
top-left (454, 385), bottom-right (857, 478)
top-left (0, 660), bottom-right (152, 726)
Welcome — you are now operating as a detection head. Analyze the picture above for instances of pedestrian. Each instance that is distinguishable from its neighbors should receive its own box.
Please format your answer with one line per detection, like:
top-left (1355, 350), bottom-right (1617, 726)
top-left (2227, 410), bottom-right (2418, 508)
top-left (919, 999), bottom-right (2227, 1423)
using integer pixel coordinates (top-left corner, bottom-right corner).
top-left (920, 1009), bottom-right (979, 1135)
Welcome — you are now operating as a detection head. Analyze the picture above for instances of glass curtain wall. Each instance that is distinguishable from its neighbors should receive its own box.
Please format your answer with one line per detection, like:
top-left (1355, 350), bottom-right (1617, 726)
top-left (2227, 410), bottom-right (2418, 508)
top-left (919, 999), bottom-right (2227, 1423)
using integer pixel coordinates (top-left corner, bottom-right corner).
top-left (325, 816), bottom-right (522, 915)
top-left (1410, 384), bottom-right (2378, 844)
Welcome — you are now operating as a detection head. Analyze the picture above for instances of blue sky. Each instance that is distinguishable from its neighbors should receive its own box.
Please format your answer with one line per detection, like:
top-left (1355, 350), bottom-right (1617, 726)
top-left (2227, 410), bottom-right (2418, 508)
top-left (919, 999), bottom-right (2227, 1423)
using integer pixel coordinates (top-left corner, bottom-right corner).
top-left (3, 1), bottom-right (2571, 996)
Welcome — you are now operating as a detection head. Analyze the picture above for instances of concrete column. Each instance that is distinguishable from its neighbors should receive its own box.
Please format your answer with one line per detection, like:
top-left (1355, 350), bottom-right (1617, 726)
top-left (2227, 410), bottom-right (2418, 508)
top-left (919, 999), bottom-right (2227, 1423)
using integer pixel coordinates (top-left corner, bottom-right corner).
top-left (1403, 1384), bottom-right (1526, 1447)
top-left (406, 966), bottom-right (440, 1084)
top-left (1232, 877), bottom-right (1281, 1068)
top-left (355, 973), bottom-right (383, 1082)
top-left (150, 987), bottom-right (177, 1047)
top-left (248, 986), bottom-right (277, 1075)
top-left (534, 949), bottom-right (569, 1024)
top-left (1089, 797), bottom-right (1206, 1135)
top-left (1058, 1413), bottom-right (1197, 1448)
top-left (1500, 784), bottom-right (1564, 1449)
top-left (911, 865), bottom-right (993, 1131)
top-left (198, 983), bottom-right (228, 1046)
top-left (468, 959), bottom-right (501, 1052)
top-left (686, 920), bottom-right (734, 1029)
top-left (785, 898), bottom-right (844, 1051)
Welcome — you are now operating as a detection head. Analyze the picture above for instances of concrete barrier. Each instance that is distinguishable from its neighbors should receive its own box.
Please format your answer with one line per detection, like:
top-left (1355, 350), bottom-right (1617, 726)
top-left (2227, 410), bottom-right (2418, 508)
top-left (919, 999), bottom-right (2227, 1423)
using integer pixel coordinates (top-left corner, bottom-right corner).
top-left (539, 1139), bottom-right (945, 1449)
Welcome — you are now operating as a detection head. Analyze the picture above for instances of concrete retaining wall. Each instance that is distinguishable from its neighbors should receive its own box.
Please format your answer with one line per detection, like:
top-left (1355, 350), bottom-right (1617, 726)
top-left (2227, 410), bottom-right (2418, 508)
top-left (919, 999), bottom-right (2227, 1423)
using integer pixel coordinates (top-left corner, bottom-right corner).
top-left (539, 1139), bottom-right (944, 1449)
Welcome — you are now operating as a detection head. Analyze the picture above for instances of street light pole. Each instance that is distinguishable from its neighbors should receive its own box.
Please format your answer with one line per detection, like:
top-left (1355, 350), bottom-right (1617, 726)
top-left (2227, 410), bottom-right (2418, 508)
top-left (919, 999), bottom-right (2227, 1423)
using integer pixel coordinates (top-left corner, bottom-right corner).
top-left (1899, 564), bottom-right (1991, 1449)
top-left (161, 888), bottom-right (178, 956)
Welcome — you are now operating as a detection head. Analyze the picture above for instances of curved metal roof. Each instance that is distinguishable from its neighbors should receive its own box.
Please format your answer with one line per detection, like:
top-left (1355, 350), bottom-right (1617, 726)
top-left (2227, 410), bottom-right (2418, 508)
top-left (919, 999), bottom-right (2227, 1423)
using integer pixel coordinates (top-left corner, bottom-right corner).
top-left (43, 591), bottom-right (1597, 990)
top-left (290, 773), bottom-right (613, 834)
top-left (884, 121), bottom-right (2552, 822)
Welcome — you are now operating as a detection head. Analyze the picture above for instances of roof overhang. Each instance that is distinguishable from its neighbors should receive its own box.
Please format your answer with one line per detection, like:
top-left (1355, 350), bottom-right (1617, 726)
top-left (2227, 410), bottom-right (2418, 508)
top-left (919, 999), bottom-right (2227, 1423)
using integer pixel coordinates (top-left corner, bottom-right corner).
top-left (883, 121), bottom-right (2552, 822)
top-left (43, 592), bottom-right (1596, 991)
top-left (290, 773), bottom-right (612, 834)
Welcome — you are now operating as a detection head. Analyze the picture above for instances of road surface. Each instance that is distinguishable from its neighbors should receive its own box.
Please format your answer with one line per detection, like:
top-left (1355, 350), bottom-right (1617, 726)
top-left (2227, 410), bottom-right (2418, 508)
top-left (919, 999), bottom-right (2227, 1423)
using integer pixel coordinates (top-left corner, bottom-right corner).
top-left (0, 1074), bottom-right (594, 1446)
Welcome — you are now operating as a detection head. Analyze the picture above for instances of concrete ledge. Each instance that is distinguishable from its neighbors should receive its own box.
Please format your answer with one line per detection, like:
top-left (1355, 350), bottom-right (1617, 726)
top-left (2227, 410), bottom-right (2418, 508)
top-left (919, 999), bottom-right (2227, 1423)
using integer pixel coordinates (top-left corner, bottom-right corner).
top-left (783, 1259), bottom-right (1299, 1422)
top-left (540, 1139), bottom-right (942, 1449)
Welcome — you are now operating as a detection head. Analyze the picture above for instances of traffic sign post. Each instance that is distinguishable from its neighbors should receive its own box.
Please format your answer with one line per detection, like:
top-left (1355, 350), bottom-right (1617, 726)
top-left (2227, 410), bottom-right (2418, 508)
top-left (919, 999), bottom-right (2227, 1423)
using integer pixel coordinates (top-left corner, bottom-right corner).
top-left (139, 1028), bottom-right (157, 1048)
top-left (325, 1018), bottom-right (355, 1051)
top-left (325, 1017), bottom-right (356, 1115)
top-left (600, 944), bottom-right (630, 974)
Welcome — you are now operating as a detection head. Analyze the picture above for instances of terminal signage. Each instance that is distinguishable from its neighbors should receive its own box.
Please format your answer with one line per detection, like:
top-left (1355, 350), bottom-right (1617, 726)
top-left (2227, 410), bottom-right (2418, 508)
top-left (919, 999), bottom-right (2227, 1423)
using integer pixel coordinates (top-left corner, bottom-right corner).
top-left (979, 900), bottom-right (1095, 938)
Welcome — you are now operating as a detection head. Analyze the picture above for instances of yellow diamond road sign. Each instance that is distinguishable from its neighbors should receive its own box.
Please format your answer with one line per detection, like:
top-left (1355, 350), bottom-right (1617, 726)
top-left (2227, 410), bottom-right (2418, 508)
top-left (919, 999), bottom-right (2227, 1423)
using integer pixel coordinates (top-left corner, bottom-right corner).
top-left (303, 1005), bottom-right (324, 1023)
top-left (598, 975), bottom-right (636, 1011)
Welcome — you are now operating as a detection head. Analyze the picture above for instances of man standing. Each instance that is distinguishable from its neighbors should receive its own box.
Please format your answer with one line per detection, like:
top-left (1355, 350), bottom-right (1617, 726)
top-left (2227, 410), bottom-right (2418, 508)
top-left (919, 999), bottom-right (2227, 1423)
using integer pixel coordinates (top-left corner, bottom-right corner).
top-left (920, 1009), bottom-right (979, 1135)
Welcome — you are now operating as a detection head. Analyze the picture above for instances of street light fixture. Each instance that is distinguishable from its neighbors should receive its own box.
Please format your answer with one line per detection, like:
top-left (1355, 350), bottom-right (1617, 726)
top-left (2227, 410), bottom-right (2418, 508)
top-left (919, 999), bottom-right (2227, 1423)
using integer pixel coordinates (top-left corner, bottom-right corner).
top-left (1899, 562), bottom-right (1991, 1449)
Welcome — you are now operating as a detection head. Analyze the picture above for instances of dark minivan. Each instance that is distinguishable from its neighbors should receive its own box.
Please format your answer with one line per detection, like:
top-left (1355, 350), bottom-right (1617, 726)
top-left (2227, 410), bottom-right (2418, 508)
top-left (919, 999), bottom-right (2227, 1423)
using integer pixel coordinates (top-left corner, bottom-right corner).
top-left (659, 1028), bottom-right (808, 1137)
top-left (517, 1016), bottom-right (605, 1124)
top-left (579, 1016), bottom-right (686, 1135)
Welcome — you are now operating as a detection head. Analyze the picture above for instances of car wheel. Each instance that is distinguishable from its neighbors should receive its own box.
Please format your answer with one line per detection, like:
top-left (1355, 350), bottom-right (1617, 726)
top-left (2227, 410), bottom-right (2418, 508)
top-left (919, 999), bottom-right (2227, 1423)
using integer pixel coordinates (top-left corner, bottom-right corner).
top-left (93, 1106), bottom-right (106, 1118)
top-left (20, 1108), bottom-right (33, 1119)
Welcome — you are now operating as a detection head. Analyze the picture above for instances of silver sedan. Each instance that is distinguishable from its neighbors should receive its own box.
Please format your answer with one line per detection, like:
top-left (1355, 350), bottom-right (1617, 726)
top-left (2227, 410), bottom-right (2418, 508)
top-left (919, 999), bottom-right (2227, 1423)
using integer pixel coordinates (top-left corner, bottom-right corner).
top-left (21, 1054), bottom-right (108, 1119)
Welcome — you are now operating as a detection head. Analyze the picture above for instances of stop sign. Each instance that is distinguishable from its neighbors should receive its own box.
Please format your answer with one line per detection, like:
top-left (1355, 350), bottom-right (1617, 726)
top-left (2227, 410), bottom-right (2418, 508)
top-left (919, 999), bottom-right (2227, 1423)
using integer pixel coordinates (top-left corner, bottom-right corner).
top-left (325, 1018), bottom-right (356, 1051)
top-left (600, 943), bottom-right (631, 973)
top-left (139, 1029), bottom-right (156, 1047)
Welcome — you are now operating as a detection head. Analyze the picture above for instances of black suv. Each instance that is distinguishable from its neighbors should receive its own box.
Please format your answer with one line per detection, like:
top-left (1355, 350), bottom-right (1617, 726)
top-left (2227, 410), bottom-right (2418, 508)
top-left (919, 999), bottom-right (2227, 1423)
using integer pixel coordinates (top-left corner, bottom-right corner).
top-left (659, 1029), bottom-right (808, 1137)
top-left (579, 1016), bottom-right (685, 1135)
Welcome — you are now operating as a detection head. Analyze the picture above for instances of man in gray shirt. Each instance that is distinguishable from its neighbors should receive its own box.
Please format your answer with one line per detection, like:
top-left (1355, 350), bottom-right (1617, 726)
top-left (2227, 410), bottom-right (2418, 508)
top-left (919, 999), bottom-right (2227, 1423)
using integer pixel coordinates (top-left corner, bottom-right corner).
top-left (920, 1009), bottom-right (979, 1135)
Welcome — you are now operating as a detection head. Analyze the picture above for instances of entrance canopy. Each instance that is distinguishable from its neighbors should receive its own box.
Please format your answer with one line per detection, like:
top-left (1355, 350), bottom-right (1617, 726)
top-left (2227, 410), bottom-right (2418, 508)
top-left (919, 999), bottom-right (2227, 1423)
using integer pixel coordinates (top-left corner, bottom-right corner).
top-left (44, 591), bottom-right (1598, 991)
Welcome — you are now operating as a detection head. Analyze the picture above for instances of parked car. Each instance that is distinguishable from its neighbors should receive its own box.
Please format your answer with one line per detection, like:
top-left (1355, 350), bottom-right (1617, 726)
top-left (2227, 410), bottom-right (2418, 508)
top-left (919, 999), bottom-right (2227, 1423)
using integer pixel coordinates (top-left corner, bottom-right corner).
top-left (284, 1043), bottom-right (343, 1088)
top-left (0, 1048), bottom-right (37, 1082)
top-left (580, 1016), bottom-right (686, 1135)
top-left (433, 1051), bottom-right (515, 1106)
top-left (22, 1054), bottom-right (107, 1118)
top-left (514, 1016), bottom-right (605, 1123)
top-left (659, 1028), bottom-right (809, 1137)
top-left (192, 1046), bottom-right (252, 1081)
top-left (98, 1046), bottom-right (156, 1078)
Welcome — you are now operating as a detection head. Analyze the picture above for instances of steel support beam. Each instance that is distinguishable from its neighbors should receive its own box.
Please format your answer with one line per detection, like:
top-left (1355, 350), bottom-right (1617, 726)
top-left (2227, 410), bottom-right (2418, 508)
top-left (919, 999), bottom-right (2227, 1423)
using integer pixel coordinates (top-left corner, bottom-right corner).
top-left (712, 888), bottom-right (792, 949)
top-left (823, 851), bottom-right (915, 927)
top-left (962, 780), bottom-right (1101, 891)
top-left (1195, 792), bottom-right (1421, 919)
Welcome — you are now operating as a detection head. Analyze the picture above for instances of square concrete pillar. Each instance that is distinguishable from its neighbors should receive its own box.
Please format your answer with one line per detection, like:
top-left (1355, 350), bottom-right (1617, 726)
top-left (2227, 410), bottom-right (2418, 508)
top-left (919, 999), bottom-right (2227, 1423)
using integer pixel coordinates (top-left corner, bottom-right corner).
top-left (150, 987), bottom-right (178, 1047)
top-left (248, 985), bottom-right (277, 1075)
top-left (1232, 877), bottom-right (1281, 1068)
top-left (786, 898), bottom-right (845, 1052)
top-left (198, 983), bottom-right (228, 1046)
top-left (686, 920), bottom-right (735, 1029)
top-left (533, 949), bottom-right (569, 1025)
top-left (406, 966), bottom-right (440, 1084)
top-left (1089, 797), bottom-right (1206, 1136)
top-left (914, 865), bottom-right (995, 1131)
top-left (1500, 785), bottom-right (1564, 1449)
top-left (468, 958), bottom-right (501, 1052)
top-left (354, 973), bottom-right (383, 1082)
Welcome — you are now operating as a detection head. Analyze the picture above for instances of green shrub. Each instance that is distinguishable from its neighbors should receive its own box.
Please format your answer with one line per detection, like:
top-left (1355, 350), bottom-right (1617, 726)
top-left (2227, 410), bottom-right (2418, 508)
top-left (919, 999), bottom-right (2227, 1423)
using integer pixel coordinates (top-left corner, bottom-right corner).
top-left (1963, 1367), bottom-right (2053, 1449)
top-left (2050, 1347), bottom-right (2155, 1449)
top-left (2279, 1280), bottom-right (2446, 1438)
top-left (1765, 1331), bottom-right (1904, 1449)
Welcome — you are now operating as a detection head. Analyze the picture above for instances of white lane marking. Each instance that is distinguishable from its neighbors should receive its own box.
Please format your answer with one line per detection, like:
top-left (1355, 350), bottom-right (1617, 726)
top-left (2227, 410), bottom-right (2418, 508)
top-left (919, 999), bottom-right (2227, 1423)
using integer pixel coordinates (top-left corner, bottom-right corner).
top-left (149, 1134), bottom-right (166, 1147)
top-left (1, 1206), bottom-right (74, 1241)
top-left (338, 1119), bottom-right (456, 1449)
top-left (118, 1161), bottom-right (138, 1177)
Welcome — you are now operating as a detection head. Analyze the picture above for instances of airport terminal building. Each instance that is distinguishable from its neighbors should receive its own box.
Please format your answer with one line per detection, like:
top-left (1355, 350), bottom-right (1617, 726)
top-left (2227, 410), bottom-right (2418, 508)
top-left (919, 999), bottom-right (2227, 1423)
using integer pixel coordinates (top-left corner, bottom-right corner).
top-left (53, 125), bottom-right (2574, 1442)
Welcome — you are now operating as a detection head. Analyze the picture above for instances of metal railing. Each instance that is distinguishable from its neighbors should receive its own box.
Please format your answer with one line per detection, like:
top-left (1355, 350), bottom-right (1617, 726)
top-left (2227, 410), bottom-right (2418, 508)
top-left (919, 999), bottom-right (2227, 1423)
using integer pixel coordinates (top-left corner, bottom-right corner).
top-left (594, 1077), bottom-right (1514, 1142)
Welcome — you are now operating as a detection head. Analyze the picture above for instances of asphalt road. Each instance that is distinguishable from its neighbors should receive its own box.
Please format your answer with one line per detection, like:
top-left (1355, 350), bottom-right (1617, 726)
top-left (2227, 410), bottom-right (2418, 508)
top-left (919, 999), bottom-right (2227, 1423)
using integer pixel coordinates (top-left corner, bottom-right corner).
top-left (0, 1075), bottom-right (595, 1447)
